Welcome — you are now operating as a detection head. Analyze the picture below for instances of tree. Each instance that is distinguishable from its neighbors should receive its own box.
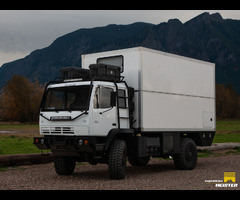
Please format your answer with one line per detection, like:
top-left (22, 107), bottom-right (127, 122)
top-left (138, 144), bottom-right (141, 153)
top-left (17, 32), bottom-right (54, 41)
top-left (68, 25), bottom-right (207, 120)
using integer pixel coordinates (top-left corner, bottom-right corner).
top-left (0, 75), bottom-right (44, 122)
top-left (216, 83), bottom-right (239, 119)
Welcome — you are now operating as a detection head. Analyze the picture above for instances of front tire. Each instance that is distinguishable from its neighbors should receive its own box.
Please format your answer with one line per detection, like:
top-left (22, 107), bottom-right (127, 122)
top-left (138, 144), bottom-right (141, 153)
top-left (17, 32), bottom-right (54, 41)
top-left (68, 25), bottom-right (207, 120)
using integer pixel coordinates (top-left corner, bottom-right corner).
top-left (173, 138), bottom-right (197, 170)
top-left (108, 139), bottom-right (127, 180)
top-left (54, 156), bottom-right (76, 175)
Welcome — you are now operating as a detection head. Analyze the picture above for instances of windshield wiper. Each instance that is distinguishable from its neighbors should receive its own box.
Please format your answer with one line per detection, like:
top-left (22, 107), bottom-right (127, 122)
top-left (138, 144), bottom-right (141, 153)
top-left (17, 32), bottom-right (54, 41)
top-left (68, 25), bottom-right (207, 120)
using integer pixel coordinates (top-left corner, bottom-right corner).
top-left (100, 107), bottom-right (114, 115)
top-left (71, 111), bottom-right (88, 120)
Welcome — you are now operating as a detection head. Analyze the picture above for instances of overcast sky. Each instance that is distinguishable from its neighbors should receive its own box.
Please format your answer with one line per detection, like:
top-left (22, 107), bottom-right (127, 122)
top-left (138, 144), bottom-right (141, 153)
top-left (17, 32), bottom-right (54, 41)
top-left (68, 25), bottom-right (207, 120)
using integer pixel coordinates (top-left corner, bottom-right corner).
top-left (1, 10), bottom-right (240, 67)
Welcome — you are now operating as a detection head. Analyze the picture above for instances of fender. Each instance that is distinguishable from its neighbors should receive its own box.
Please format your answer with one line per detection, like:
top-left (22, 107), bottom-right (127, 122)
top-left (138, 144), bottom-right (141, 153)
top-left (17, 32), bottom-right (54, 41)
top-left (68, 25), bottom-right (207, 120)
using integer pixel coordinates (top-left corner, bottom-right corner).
top-left (104, 128), bottom-right (135, 151)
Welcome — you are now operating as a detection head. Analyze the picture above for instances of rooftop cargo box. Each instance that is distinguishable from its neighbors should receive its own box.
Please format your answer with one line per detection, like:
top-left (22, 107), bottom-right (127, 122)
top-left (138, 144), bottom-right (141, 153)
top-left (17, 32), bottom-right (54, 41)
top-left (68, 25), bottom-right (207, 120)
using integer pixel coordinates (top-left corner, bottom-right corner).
top-left (60, 67), bottom-right (89, 80)
top-left (82, 47), bottom-right (215, 132)
top-left (89, 63), bottom-right (121, 81)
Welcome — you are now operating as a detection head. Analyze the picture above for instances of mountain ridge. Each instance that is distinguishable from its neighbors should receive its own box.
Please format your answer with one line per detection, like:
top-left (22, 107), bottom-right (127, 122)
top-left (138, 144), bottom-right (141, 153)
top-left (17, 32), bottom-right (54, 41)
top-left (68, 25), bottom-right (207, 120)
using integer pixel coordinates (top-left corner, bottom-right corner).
top-left (1, 12), bottom-right (240, 93)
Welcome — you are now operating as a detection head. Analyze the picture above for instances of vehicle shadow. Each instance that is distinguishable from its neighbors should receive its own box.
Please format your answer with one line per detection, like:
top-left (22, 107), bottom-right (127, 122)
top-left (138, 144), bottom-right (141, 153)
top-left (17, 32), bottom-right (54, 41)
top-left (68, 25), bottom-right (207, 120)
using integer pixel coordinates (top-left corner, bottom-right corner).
top-left (72, 159), bottom-right (175, 180)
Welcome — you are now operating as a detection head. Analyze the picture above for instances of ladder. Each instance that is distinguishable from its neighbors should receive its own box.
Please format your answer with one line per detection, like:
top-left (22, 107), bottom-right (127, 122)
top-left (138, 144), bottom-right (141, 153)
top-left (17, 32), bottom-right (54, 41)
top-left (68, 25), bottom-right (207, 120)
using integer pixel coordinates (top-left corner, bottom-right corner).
top-left (113, 81), bottom-right (130, 129)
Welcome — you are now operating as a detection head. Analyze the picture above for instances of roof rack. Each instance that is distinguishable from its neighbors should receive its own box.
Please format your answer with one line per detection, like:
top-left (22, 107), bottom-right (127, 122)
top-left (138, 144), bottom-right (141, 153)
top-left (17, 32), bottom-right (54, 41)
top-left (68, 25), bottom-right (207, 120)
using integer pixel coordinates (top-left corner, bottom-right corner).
top-left (59, 64), bottom-right (124, 82)
top-left (60, 67), bottom-right (90, 80)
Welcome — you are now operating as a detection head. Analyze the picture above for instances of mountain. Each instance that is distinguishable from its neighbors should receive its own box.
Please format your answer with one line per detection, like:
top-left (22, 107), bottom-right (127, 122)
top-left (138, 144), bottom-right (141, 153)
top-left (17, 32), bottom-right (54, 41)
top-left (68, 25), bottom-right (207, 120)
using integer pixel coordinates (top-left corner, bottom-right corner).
top-left (0, 22), bottom-right (153, 86)
top-left (1, 12), bottom-right (240, 93)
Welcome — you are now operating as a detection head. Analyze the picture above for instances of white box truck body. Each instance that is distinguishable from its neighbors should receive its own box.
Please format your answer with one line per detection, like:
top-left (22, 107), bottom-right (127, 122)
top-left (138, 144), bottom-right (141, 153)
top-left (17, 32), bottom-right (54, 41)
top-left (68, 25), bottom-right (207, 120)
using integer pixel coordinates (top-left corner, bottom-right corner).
top-left (35, 47), bottom-right (215, 179)
top-left (82, 47), bottom-right (215, 132)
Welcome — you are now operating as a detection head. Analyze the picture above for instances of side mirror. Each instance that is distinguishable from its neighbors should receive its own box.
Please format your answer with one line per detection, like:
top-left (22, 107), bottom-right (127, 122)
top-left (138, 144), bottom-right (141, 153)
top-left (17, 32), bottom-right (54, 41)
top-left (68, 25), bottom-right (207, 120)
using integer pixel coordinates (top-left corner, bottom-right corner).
top-left (110, 92), bottom-right (117, 107)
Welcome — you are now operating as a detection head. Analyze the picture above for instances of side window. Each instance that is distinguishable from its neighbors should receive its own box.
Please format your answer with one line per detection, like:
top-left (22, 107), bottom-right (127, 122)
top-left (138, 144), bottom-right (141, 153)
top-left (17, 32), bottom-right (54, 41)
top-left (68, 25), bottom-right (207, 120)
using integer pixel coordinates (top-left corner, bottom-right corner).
top-left (118, 89), bottom-right (127, 108)
top-left (94, 87), bottom-right (113, 109)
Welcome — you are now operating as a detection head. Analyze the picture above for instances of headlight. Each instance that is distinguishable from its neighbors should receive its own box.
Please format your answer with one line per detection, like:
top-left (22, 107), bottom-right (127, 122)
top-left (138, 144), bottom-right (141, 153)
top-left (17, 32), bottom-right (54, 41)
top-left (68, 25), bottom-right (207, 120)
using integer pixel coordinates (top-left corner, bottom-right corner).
top-left (40, 138), bottom-right (44, 145)
top-left (78, 139), bottom-right (83, 146)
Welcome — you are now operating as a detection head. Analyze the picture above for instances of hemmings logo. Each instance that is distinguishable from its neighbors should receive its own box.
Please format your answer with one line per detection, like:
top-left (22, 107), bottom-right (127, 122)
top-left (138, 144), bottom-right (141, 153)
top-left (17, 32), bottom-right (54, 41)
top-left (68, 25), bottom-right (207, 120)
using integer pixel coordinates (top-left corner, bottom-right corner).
top-left (205, 172), bottom-right (238, 188)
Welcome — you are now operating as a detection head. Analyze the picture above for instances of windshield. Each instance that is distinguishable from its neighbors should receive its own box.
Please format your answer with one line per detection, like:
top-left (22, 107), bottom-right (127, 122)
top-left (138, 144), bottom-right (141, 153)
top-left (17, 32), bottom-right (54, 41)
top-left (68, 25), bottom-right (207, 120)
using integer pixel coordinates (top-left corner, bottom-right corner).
top-left (42, 85), bottom-right (91, 111)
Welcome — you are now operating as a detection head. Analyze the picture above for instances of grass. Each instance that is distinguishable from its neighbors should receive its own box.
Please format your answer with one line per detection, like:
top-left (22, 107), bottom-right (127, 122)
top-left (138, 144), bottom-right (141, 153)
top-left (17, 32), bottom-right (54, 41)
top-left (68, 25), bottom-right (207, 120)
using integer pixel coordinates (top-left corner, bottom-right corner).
top-left (0, 135), bottom-right (42, 155)
top-left (214, 120), bottom-right (240, 143)
top-left (216, 120), bottom-right (240, 132)
top-left (198, 147), bottom-right (240, 158)
top-left (0, 120), bottom-right (240, 155)
top-left (213, 133), bottom-right (240, 143)
top-left (0, 123), bottom-right (45, 155)
top-left (0, 122), bottom-right (39, 131)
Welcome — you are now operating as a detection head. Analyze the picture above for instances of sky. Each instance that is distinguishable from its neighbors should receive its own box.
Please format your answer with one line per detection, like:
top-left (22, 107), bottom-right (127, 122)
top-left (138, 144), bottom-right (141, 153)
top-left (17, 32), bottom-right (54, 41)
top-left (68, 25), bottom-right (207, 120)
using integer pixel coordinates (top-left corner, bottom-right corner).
top-left (1, 10), bottom-right (240, 67)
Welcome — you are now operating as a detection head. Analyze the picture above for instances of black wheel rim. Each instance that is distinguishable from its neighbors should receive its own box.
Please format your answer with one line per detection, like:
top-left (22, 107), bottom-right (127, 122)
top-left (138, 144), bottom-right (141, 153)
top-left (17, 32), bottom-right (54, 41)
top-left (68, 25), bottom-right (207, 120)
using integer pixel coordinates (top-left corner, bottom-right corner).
top-left (185, 146), bottom-right (194, 161)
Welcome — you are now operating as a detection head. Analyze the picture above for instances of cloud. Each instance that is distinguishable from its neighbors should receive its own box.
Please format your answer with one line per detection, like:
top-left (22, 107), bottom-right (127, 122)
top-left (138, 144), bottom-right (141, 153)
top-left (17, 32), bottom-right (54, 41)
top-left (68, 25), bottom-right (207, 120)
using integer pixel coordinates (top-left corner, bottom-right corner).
top-left (0, 10), bottom-right (240, 67)
top-left (0, 50), bottom-right (28, 66)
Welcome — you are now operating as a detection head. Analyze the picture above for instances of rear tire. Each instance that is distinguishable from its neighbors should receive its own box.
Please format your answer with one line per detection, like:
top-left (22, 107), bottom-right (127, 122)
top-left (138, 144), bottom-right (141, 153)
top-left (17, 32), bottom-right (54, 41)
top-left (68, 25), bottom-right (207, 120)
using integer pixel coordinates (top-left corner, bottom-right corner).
top-left (54, 156), bottom-right (76, 175)
top-left (173, 138), bottom-right (197, 170)
top-left (108, 139), bottom-right (127, 180)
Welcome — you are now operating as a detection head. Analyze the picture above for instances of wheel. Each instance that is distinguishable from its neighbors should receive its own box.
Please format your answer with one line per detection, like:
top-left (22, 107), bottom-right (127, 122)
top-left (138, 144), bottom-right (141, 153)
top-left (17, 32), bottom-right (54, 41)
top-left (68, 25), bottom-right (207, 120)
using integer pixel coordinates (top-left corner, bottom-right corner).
top-left (54, 156), bottom-right (76, 175)
top-left (108, 139), bottom-right (127, 180)
top-left (128, 156), bottom-right (150, 166)
top-left (173, 138), bottom-right (197, 170)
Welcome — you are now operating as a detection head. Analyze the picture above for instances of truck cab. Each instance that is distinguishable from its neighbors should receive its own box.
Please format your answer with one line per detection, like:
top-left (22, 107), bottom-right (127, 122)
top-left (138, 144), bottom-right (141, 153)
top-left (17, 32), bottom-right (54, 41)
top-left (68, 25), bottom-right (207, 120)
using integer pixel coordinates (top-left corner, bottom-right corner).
top-left (39, 80), bottom-right (130, 137)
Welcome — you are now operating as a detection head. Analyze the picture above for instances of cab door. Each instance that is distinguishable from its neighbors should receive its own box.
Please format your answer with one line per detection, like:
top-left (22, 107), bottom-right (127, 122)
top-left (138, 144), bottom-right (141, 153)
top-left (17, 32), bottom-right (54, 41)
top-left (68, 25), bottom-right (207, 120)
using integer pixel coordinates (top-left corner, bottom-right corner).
top-left (91, 86), bottom-right (117, 136)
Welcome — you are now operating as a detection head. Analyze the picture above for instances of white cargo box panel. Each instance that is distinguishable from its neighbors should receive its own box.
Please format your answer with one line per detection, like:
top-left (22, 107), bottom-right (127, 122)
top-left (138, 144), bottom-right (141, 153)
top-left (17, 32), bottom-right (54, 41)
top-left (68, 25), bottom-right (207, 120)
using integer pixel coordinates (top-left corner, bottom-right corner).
top-left (82, 47), bottom-right (215, 132)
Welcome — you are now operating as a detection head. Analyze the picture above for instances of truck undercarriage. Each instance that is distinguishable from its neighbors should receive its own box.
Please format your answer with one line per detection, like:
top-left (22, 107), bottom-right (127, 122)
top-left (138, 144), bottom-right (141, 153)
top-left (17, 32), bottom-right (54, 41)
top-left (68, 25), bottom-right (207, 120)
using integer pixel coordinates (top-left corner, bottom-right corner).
top-left (34, 129), bottom-right (214, 179)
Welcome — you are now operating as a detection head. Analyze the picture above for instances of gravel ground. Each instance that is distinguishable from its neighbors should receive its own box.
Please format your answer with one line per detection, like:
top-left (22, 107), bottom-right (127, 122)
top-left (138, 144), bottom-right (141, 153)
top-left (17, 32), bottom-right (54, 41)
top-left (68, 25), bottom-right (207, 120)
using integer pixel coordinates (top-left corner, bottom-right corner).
top-left (0, 154), bottom-right (240, 190)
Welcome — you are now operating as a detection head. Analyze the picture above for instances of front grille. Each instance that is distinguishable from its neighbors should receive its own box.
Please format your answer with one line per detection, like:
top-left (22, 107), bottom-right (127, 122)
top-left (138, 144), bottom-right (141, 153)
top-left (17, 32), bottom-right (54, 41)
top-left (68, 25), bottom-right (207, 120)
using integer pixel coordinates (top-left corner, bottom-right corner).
top-left (41, 127), bottom-right (74, 135)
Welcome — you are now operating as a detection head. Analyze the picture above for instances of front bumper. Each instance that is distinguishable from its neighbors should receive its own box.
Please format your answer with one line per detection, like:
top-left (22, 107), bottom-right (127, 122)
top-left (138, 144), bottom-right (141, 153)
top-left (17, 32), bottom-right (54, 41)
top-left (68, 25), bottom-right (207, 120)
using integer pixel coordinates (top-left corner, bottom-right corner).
top-left (34, 136), bottom-right (96, 154)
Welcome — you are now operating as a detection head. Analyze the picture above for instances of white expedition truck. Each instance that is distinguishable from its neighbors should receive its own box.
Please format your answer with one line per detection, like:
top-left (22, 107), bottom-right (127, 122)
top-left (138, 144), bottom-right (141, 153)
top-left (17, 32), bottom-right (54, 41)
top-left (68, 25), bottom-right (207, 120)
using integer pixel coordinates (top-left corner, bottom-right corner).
top-left (34, 47), bottom-right (215, 179)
